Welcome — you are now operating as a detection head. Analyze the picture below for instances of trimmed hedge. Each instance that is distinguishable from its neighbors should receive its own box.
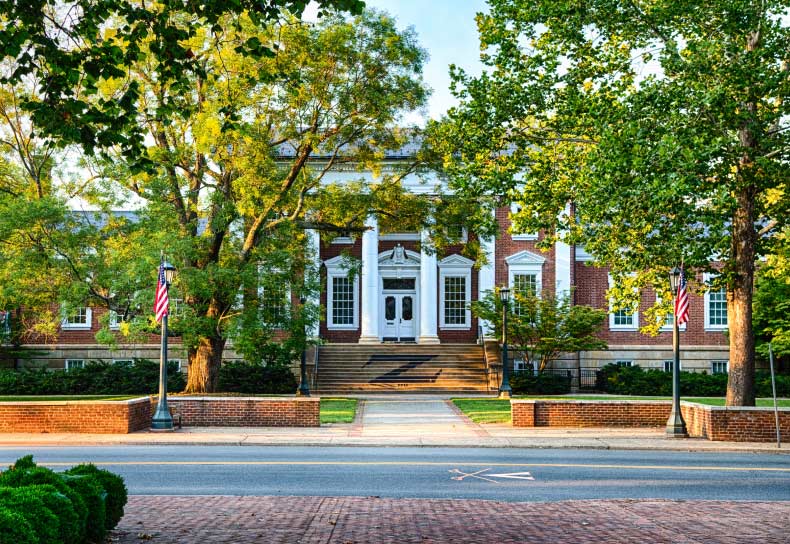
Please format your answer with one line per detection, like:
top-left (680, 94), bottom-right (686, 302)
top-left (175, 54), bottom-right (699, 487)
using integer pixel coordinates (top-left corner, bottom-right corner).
top-left (217, 361), bottom-right (298, 394)
top-left (0, 359), bottom-right (184, 395)
top-left (511, 371), bottom-right (572, 394)
top-left (598, 364), bottom-right (790, 397)
top-left (0, 456), bottom-right (127, 544)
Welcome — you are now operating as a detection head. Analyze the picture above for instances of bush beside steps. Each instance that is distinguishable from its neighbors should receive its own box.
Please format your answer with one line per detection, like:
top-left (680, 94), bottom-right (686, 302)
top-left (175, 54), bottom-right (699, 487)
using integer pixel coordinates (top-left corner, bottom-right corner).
top-left (0, 455), bottom-right (128, 544)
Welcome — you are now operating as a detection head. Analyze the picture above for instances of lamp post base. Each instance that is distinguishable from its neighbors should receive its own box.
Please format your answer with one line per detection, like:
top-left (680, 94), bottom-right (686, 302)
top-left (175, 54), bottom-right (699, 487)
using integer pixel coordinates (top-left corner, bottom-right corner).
top-left (151, 406), bottom-right (174, 431)
top-left (498, 389), bottom-right (512, 399)
top-left (665, 413), bottom-right (688, 438)
top-left (297, 385), bottom-right (311, 397)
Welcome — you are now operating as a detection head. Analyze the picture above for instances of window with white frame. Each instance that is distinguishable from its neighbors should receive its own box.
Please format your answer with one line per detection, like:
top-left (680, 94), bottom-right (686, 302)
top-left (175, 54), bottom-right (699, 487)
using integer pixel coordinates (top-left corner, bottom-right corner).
top-left (704, 274), bottom-right (728, 330)
top-left (615, 360), bottom-right (634, 367)
top-left (108, 310), bottom-right (121, 330)
top-left (657, 296), bottom-right (686, 332)
top-left (510, 203), bottom-right (538, 240)
top-left (171, 359), bottom-right (185, 372)
top-left (0, 311), bottom-right (10, 336)
top-left (663, 360), bottom-right (682, 372)
top-left (439, 255), bottom-right (474, 329)
top-left (711, 360), bottom-right (729, 374)
top-left (260, 282), bottom-right (290, 327)
top-left (505, 250), bottom-right (545, 314)
top-left (324, 256), bottom-right (359, 329)
top-left (65, 359), bottom-right (85, 370)
top-left (61, 307), bottom-right (92, 330)
top-left (608, 275), bottom-right (639, 330)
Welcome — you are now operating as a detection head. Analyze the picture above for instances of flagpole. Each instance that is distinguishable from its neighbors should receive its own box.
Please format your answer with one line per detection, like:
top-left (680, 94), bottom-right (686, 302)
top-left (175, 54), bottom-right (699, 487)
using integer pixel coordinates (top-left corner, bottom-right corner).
top-left (151, 258), bottom-right (175, 431)
top-left (666, 266), bottom-right (688, 438)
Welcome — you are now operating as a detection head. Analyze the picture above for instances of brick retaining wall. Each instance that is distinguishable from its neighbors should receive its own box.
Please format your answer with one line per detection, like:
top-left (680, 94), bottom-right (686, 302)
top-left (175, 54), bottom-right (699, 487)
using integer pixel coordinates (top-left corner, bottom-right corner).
top-left (0, 397), bottom-right (151, 434)
top-left (512, 399), bottom-right (789, 442)
top-left (682, 402), bottom-right (790, 442)
top-left (512, 400), bottom-right (671, 428)
top-left (163, 396), bottom-right (320, 427)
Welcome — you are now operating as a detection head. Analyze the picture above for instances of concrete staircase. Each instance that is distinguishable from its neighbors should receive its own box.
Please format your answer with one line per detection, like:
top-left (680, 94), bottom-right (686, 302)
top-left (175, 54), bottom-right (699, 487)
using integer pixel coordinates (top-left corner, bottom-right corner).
top-left (314, 344), bottom-right (490, 394)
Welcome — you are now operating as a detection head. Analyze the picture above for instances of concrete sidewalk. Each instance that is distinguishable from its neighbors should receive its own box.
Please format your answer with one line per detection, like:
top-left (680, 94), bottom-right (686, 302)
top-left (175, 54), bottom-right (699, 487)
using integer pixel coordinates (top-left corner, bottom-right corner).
top-left (0, 397), bottom-right (786, 453)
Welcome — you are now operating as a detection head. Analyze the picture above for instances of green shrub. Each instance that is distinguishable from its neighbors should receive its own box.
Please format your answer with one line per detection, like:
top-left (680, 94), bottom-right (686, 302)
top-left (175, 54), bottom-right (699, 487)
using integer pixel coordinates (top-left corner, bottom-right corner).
top-left (0, 486), bottom-right (60, 544)
top-left (0, 358), bottom-right (184, 395)
top-left (66, 464), bottom-right (127, 530)
top-left (62, 474), bottom-right (106, 543)
top-left (756, 372), bottom-right (790, 397)
top-left (0, 466), bottom-right (88, 543)
top-left (511, 371), bottom-right (572, 394)
top-left (27, 484), bottom-right (80, 544)
top-left (217, 361), bottom-right (297, 394)
top-left (0, 507), bottom-right (36, 544)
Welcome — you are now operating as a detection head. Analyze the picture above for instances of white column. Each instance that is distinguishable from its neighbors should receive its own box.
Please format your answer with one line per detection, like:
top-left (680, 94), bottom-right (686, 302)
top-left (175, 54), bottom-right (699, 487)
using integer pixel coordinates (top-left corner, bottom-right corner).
top-left (418, 229), bottom-right (440, 344)
top-left (478, 234), bottom-right (496, 336)
top-left (305, 229), bottom-right (321, 338)
top-left (358, 215), bottom-right (380, 343)
top-left (555, 240), bottom-right (572, 299)
top-left (555, 205), bottom-right (572, 300)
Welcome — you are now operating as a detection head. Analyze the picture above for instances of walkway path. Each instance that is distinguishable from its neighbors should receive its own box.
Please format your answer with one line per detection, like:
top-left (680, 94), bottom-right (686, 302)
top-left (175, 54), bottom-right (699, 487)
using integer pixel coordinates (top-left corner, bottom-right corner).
top-left (112, 495), bottom-right (790, 543)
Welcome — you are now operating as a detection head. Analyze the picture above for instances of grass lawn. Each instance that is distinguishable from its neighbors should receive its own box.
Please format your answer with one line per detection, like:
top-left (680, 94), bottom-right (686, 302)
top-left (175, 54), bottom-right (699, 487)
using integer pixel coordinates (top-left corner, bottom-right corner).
top-left (0, 395), bottom-right (140, 402)
top-left (452, 396), bottom-right (790, 424)
top-left (320, 398), bottom-right (357, 424)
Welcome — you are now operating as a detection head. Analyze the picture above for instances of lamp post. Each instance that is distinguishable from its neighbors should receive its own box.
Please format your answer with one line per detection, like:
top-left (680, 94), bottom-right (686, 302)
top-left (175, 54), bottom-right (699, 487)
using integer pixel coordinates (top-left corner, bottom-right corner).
top-left (298, 296), bottom-right (310, 397)
top-left (666, 266), bottom-right (688, 438)
top-left (499, 287), bottom-right (512, 399)
top-left (151, 260), bottom-right (176, 431)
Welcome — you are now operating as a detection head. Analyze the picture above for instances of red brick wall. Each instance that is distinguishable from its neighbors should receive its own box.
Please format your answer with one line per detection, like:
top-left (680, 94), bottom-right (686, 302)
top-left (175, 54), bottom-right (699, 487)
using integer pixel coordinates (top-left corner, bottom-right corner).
top-left (494, 207), bottom-right (556, 297)
top-left (164, 397), bottom-right (320, 427)
top-left (512, 400), bottom-right (671, 427)
top-left (320, 238), bottom-right (363, 343)
top-left (682, 403), bottom-right (790, 442)
top-left (575, 265), bottom-right (728, 346)
top-left (0, 398), bottom-right (152, 433)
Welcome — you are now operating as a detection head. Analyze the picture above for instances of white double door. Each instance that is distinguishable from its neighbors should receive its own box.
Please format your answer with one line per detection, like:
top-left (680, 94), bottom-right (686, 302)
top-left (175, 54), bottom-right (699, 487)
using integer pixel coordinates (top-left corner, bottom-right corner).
top-left (381, 291), bottom-right (416, 341)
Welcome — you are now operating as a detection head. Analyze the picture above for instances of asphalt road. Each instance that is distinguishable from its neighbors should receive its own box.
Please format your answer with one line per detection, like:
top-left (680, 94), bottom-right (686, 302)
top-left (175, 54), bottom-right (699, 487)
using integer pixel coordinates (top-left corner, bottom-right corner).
top-left (1, 446), bottom-right (788, 502)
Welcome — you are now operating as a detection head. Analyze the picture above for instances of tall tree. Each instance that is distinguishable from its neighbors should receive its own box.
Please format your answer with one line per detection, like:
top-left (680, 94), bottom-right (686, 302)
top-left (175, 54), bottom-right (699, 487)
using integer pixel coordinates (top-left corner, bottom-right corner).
top-left (0, 0), bottom-right (364, 163)
top-left (432, 0), bottom-right (789, 405)
top-left (83, 11), bottom-right (432, 392)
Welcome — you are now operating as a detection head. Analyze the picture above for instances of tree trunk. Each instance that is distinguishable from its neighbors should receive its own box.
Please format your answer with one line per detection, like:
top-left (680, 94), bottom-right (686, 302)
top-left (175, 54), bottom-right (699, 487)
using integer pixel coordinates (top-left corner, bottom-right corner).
top-left (184, 335), bottom-right (226, 393)
top-left (725, 188), bottom-right (757, 406)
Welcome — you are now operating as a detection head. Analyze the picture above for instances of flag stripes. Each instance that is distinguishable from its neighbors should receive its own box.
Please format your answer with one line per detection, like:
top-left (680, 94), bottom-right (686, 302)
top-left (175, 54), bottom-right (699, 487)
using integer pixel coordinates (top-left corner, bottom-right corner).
top-left (674, 268), bottom-right (689, 326)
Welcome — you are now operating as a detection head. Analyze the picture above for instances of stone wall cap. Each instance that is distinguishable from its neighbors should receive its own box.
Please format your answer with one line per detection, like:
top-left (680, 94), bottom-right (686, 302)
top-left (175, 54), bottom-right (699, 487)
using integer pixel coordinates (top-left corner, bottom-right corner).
top-left (165, 396), bottom-right (320, 402)
top-left (0, 396), bottom-right (150, 406)
top-left (681, 401), bottom-right (790, 412)
top-left (510, 399), bottom-right (672, 405)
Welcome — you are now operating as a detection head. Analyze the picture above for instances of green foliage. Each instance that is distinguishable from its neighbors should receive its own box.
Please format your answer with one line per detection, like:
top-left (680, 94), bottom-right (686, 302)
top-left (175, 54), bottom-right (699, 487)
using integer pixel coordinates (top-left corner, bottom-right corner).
top-left (0, 486), bottom-right (60, 544)
top-left (0, 457), bottom-right (127, 544)
top-left (65, 465), bottom-right (127, 531)
top-left (472, 290), bottom-right (607, 371)
top-left (435, 0), bottom-right (790, 405)
top-left (0, 507), bottom-right (36, 544)
top-left (754, 230), bottom-right (790, 366)
top-left (62, 474), bottom-right (106, 544)
top-left (0, 0), bottom-right (364, 163)
top-left (510, 371), bottom-right (572, 395)
top-left (0, 359), bottom-right (184, 395)
top-left (0, 466), bottom-right (88, 543)
top-left (597, 364), bottom-right (790, 397)
top-left (217, 361), bottom-right (298, 394)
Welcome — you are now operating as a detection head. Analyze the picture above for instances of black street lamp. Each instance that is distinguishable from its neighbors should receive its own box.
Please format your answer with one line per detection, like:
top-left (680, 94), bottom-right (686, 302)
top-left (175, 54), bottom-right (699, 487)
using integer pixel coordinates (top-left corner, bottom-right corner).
top-left (151, 260), bottom-right (177, 431)
top-left (499, 287), bottom-right (512, 399)
top-left (298, 296), bottom-right (310, 397)
top-left (666, 266), bottom-right (688, 438)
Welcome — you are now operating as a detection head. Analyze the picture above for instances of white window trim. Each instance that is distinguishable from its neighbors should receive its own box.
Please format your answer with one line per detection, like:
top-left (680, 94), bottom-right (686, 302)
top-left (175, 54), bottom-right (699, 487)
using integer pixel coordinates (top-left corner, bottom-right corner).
top-left (438, 254), bottom-right (474, 330)
top-left (510, 203), bottom-right (538, 240)
top-left (608, 275), bottom-right (639, 331)
top-left (325, 256), bottom-right (359, 330)
top-left (615, 360), bottom-right (634, 367)
top-left (704, 273), bottom-right (728, 331)
top-left (379, 232), bottom-right (421, 241)
top-left (258, 271), bottom-right (292, 328)
top-left (65, 359), bottom-right (85, 370)
top-left (331, 236), bottom-right (353, 244)
top-left (505, 251), bottom-right (545, 297)
top-left (711, 360), bottom-right (729, 374)
top-left (171, 359), bottom-right (185, 372)
top-left (108, 310), bottom-right (121, 330)
top-left (112, 359), bottom-right (133, 365)
top-left (61, 306), bottom-right (92, 330)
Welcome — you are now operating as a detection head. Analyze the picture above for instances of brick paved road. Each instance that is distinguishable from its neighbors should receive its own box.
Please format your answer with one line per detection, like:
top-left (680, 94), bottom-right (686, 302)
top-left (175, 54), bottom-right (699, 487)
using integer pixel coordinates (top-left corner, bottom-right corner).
top-left (112, 496), bottom-right (790, 543)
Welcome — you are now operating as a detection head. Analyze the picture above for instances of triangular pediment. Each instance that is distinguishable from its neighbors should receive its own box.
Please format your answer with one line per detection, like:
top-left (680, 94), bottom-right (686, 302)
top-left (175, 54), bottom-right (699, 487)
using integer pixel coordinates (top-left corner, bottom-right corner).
top-left (378, 247), bottom-right (420, 268)
top-left (505, 250), bottom-right (546, 266)
top-left (438, 254), bottom-right (475, 268)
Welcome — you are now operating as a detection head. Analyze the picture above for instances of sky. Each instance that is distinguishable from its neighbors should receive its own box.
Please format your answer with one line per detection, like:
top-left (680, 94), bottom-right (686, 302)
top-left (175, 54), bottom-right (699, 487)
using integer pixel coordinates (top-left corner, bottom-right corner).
top-left (309, 0), bottom-right (490, 124)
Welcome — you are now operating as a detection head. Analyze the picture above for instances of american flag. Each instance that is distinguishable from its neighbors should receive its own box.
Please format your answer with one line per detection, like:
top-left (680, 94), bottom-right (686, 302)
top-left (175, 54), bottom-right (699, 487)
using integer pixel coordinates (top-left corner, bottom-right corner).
top-left (154, 259), bottom-right (169, 323)
top-left (674, 267), bottom-right (689, 326)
